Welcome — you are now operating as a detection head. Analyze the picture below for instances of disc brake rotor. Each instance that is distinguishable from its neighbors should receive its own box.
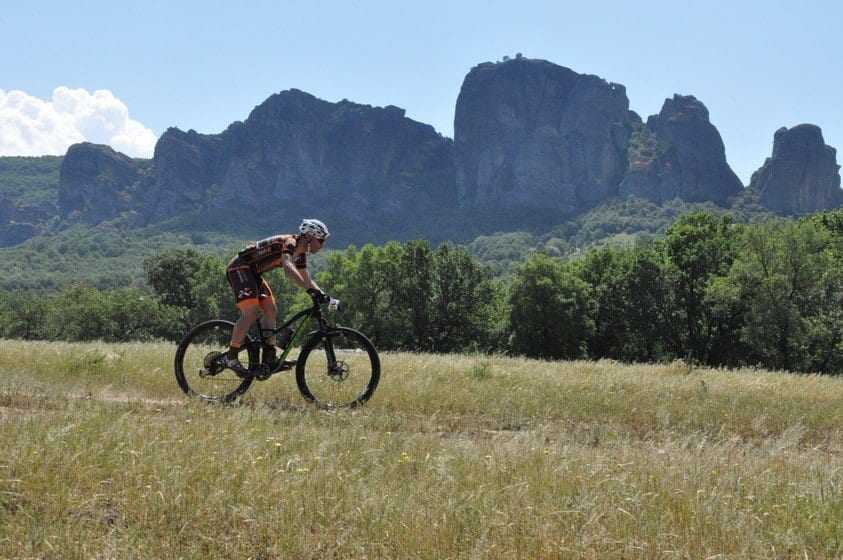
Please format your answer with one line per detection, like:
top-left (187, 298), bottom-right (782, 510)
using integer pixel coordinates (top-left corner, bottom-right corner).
top-left (328, 361), bottom-right (349, 382)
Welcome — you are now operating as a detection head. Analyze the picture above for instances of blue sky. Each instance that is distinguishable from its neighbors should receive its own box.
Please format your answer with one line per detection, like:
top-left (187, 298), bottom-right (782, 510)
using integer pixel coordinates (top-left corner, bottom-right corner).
top-left (1, 0), bottom-right (840, 184)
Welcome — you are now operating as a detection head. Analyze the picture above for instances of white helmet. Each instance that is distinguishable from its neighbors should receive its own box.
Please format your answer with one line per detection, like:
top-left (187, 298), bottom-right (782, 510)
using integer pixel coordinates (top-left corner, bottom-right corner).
top-left (299, 218), bottom-right (330, 239)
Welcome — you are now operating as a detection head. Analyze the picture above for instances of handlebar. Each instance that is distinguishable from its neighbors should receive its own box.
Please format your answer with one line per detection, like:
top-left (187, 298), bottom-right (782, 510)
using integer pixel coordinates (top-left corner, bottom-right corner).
top-left (309, 291), bottom-right (341, 312)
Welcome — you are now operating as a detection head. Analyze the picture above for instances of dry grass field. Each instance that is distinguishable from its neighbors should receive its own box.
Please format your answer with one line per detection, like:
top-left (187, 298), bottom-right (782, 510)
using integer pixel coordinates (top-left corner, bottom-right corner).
top-left (2, 340), bottom-right (843, 559)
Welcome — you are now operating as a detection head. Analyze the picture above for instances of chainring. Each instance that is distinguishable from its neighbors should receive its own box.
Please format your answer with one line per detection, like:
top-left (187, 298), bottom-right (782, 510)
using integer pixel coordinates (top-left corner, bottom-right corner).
top-left (201, 351), bottom-right (224, 377)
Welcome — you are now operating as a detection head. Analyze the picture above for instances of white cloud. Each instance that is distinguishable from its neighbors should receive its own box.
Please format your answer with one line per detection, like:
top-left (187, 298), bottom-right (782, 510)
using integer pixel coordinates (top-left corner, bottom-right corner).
top-left (0, 87), bottom-right (157, 158)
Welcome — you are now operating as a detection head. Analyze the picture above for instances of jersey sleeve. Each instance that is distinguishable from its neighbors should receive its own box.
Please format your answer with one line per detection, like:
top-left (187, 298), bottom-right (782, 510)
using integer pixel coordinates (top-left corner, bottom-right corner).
top-left (250, 234), bottom-right (305, 273)
top-left (281, 238), bottom-right (306, 268)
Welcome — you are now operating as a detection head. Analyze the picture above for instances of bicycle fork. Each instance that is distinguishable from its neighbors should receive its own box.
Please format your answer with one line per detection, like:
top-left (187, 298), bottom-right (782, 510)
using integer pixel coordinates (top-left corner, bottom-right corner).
top-left (320, 332), bottom-right (350, 381)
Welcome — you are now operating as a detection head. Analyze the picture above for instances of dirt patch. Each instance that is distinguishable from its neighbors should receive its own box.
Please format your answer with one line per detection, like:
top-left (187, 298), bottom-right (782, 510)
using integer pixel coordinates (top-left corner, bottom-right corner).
top-left (66, 390), bottom-right (184, 408)
top-left (0, 391), bottom-right (184, 421)
top-left (96, 392), bottom-right (183, 408)
top-left (69, 500), bottom-right (124, 528)
top-left (0, 405), bottom-right (40, 422)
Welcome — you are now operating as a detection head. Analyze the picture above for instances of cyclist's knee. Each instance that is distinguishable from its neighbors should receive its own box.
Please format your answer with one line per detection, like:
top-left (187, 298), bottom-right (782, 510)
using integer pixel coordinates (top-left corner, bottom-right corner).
top-left (259, 299), bottom-right (277, 318)
top-left (238, 302), bottom-right (261, 320)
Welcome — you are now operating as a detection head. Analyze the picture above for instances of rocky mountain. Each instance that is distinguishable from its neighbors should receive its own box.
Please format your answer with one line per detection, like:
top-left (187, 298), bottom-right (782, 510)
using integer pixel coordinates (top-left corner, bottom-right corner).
top-left (0, 191), bottom-right (40, 246)
top-left (619, 95), bottom-right (743, 204)
top-left (746, 124), bottom-right (842, 215)
top-left (5, 56), bottom-right (840, 249)
top-left (455, 57), bottom-right (637, 228)
top-left (58, 90), bottom-right (456, 244)
top-left (58, 142), bottom-right (146, 224)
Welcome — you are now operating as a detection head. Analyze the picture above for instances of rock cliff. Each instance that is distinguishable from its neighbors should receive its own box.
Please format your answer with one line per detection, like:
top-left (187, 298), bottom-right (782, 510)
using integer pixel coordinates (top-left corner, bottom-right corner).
top-left (619, 95), bottom-right (743, 204)
top-left (58, 142), bottom-right (143, 223)
top-left (747, 124), bottom-right (842, 215)
top-left (50, 59), bottom-right (841, 247)
top-left (122, 90), bottom-right (455, 242)
top-left (454, 58), bottom-right (637, 227)
top-left (141, 127), bottom-right (224, 223)
top-left (0, 195), bottom-right (51, 247)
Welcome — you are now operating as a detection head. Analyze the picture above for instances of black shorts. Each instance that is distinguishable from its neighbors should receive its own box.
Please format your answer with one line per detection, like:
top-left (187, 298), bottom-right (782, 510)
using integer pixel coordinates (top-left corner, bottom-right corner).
top-left (226, 261), bottom-right (274, 309)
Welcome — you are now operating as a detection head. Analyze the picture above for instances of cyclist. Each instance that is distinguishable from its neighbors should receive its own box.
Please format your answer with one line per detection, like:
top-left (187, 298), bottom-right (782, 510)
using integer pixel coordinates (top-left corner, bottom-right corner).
top-left (220, 218), bottom-right (330, 375)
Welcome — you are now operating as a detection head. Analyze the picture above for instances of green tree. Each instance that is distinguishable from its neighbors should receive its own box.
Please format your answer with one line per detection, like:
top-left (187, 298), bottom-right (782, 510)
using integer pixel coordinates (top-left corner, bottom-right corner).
top-left (718, 221), bottom-right (843, 372)
top-left (339, 243), bottom-right (404, 349)
top-left (143, 249), bottom-right (206, 309)
top-left (318, 241), bottom-right (499, 353)
top-left (397, 240), bottom-right (435, 350)
top-left (46, 285), bottom-right (183, 342)
top-left (509, 253), bottom-right (594, 359)
top-left (703, 276), bottom-right (755, 367)
top-left (429, 244), bottom-right (495, 353)
top-left (574, 246), bottom-right (629, 359)
top-left (807, 207), bottom-right (843, 239)
top-left (484, 277), bottom-right (513, 352)
top-left (315, 245), bottom-right (358, 326)
top-left (0, 291), bottom-right (54, 340)
top-left (184, 254), bottom-right (236, 324)
top-left (574, 244), bottom-right (670, 361)
top-left (664, 212), bottom-right (737, 362)
top-left (621, 247), bottom-right (672, 360)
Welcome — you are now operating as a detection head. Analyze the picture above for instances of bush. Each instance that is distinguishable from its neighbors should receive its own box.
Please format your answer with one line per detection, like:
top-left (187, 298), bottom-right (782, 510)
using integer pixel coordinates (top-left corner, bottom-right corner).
top-left (508, 253), bottom-right (594, 360)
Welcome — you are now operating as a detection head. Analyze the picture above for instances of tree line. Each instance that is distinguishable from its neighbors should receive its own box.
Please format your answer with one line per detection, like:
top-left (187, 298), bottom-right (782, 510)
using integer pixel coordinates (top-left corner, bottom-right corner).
top-left (2, 209), bottom-right (843, 374)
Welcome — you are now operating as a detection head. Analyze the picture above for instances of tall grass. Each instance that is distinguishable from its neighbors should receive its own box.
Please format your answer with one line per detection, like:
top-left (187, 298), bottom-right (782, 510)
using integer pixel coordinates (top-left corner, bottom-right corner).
top-left (2, 340), bottom-right (843, 558)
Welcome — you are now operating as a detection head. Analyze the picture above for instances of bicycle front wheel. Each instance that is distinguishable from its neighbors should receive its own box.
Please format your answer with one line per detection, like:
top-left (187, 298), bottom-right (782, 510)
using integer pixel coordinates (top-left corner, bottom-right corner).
top-left (174, 320), bottom-right (257, 402)
top-left (296, 327), bottom-right (380, 409)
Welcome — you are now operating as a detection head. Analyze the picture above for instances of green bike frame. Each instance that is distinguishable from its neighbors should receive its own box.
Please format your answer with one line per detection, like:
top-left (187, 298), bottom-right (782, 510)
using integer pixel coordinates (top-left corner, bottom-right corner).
top-left (259, 302), bottom-right (322, 360)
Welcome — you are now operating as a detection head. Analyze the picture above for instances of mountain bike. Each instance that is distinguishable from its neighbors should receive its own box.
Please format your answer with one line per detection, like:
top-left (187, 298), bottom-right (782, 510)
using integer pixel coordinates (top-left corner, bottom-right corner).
top-left (174, 293), bottom-right (380, 409)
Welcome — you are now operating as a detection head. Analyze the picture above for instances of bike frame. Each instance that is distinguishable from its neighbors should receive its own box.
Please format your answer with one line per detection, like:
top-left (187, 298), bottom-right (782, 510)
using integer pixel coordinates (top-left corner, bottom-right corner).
top-left (252, 302), bottom-right (333, 363)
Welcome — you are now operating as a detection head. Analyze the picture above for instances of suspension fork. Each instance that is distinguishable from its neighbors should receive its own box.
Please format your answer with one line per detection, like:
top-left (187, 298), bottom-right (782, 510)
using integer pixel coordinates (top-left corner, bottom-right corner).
top-left (324, 335), bottom-right (338, 368)
top-left (313, 313), bottom-right (339, 367)
top-left (310, 310), bottom-right (339, 368)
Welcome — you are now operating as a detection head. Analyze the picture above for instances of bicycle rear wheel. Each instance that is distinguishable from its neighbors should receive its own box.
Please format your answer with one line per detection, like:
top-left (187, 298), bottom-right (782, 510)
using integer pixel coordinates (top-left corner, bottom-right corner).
top-left (296, 327), bottom-right (380, 409)
top-left (174, 320), bottom-right (257, 402)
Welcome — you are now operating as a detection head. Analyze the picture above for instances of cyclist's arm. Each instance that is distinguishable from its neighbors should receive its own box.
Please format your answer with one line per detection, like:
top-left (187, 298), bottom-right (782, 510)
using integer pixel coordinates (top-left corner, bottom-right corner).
top-left (300, 267), bottom-right (322, 294)
top-left (281, 255), bottom-right (321, 292)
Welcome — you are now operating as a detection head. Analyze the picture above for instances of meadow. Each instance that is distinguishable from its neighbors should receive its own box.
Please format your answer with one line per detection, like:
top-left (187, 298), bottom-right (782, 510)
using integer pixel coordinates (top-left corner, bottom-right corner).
top-left (1, 340), bottom-right (843, 559)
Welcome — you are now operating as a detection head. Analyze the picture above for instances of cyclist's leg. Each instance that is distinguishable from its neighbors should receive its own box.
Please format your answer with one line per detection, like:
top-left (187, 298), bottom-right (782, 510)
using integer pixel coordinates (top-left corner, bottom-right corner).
top-left (231, 301), bottom-right (260, 347)
top-left (257, 280), bottom-right (277, 346)
top-left (226, 265), bottom-right (262, 359)
top-left (257, 282), bottom-right (282, 369)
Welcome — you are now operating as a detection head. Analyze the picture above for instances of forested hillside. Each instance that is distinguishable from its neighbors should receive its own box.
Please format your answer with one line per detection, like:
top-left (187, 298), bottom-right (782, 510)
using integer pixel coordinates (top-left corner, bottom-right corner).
top-left (0, 194), bottom-right (776, 290)
top-left (0, 156), bottom-right (61, 205)
top-left (3, 208), bottom-right (842, 375)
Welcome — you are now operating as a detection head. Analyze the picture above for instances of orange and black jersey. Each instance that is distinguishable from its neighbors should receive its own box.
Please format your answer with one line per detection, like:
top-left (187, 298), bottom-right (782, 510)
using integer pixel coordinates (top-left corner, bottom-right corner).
top-left (233, 234), bottom-right (307, 274)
